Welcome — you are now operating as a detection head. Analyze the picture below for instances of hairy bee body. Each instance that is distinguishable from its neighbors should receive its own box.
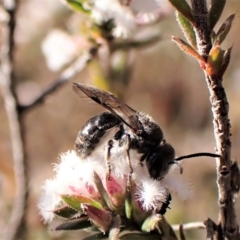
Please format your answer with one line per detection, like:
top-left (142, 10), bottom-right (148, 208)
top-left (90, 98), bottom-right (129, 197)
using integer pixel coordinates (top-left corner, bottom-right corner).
top-left (73, 83), bottom-right (175, 180)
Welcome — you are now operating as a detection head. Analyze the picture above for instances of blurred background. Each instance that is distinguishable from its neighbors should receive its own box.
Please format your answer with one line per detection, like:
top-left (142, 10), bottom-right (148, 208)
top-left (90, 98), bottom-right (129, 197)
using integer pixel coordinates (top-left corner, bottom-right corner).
top-left (0, 0), bottom-right (240, 239)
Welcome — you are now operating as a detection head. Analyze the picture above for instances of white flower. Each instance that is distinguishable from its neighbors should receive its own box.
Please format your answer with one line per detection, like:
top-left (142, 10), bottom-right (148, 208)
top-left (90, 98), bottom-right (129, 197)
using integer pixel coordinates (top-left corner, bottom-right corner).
top-left (62, 0), bottom-right (171, 38)
top-left (38, 179), bottom-right (62, 223)
top-left (127, 0), bottom-right (161, 13)
top-left (38, 150), bottom-right (105, 222)
top-left (90, 0), bottom-right (173, 37)
top-left (161, 164), bottom-right (193, 200)
top-left (41, 30), bottom-right (79, 71)
top-left (38, 145), bottom-right (192, 224)
top-left (135, 178), bottom-right (167, 211)
top-left (91, 0), bottom-right (136, 38)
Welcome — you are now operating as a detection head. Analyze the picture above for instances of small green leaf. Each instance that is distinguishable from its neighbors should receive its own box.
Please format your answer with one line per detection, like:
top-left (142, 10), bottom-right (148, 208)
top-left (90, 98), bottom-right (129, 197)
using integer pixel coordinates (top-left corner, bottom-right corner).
top-left (219, 45), bottom-right (233, 77)
top-left (211, 31), bottom-right (217, 44)
top-left (125, 178), bottom-right (132, 219)
top-left (61, 194), bottom-right (103, 212)
top-left (206, 45), bottom-right (224, 77)
top-left (179, 224), bottom-right (186, 240)
top-left (208, 0), bottom-right (226, 29)
top-left (171, 36), bottom-right (205, 63)
top-left (214, 14), bottom-right (235, 45)
top-left (55, 216), bottom-right (92, 230)
top-left (158, 216), bottom-right (178, 239)
top-left (176, 11), bottom-right (197, 49)
top-left (84, 205), bottom-right (113, 233)
top-left (53, 205), bottom-right (79, 219)
top-left (141, 214), bottom-right (161, 233)
top-left (64, 0), bottom-right (91, 14)
top-left (93, 172), bottom-right (115, 210)
top-left (168, 0), bottom-right (195, 24)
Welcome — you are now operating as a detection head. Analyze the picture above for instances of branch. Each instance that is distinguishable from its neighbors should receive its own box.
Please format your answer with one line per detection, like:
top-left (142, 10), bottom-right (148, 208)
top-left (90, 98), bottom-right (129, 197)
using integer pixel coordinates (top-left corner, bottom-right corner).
top-left (170, 0), bottom-right (239, 238)
top-left (0, 1), bottom-right (28, 240)
top-left (0, 2), bottom-right (96, 238)
top-left (190, 0), bottom-right (211, 57)
top-left (172, 222), bottom-right (206, 231)
top-left (190, 0), bottom-right (239, 239)
top-left (19, 48), bottom-right (97, 113)
top-left (110, 35), bottom-right (161, 51)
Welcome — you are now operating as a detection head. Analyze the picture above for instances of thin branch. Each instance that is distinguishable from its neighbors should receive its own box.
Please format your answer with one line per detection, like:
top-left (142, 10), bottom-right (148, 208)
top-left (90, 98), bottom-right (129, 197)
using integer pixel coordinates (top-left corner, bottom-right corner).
top-left (190, 0), bottom-right (239, 239)
top-left (0, 1), bottom-right (28, 240)
top-left (0, 3), bottom-right (96, 239)
top-left (19, 47), bottom-right (97, 113)
top-left (172, 222), bottom-right (206, 231)
top-left (190, 0), bottom-right (211, 57)
top-left (110, 35), bottom-right (161, 51)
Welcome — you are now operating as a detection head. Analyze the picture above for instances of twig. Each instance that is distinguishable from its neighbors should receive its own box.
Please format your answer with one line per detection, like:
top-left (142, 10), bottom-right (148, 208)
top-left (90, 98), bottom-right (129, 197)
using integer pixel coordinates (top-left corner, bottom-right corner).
top-left (190, 0), bottom-right (239, 239)
top-left (0, 3), bottom-right (96, 240)
top-left (0, 1), bottom-right (28, 240)
top-left (19, 48), bottom-right (97, 113)
top-left (172, 222), bottom-right (206, 231)
top-left (110, 35), bottom-right (161, 51)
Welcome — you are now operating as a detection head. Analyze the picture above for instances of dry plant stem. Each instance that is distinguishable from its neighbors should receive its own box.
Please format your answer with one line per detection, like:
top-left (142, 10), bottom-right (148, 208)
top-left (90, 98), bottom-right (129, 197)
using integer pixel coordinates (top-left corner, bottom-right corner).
top-left (110, 35), bottom-right (161, 51)
top-left (172, 222), bottom-right (206, 231)
top-left (206, 75), bottom-right (238, 239)
top-left (190, 0), bottom-right (211, 57)
top-left (0, 6), bottom-right (96, 239)
top-left (191, 0), bottom-right (239, 239)
top-left (0, 1), bottom-right (28, 240)
top-left (20, 48), bottom-right (97, 112)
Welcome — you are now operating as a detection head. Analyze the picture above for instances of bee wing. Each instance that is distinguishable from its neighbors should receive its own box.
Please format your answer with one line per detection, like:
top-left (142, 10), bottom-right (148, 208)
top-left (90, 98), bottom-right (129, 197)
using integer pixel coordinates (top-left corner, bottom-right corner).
top-left (73, 82), bottom-right (141, 132)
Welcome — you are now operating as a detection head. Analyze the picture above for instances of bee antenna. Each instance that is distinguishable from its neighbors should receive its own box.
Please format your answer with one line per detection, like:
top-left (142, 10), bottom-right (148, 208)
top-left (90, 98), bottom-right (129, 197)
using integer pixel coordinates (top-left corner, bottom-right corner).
top-left (170, 160), bottom-right (183, 174)
top-left (174, 152), bottom-right (221, 162)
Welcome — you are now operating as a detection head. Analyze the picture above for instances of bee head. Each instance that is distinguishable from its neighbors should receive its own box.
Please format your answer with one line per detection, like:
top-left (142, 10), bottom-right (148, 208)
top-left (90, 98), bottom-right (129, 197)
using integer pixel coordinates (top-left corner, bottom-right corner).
top-left (146, 142), bottom-right (175, 180)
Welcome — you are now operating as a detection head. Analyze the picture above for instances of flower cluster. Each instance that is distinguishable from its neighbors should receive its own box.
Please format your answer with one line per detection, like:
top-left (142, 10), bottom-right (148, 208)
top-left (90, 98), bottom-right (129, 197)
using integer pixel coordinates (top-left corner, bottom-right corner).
top-left (63, 0), bottom-right (170, 38)
top-left (38, 143), bottom-right (192, 235)
top-left (42, 0), bottom-right (172, 71)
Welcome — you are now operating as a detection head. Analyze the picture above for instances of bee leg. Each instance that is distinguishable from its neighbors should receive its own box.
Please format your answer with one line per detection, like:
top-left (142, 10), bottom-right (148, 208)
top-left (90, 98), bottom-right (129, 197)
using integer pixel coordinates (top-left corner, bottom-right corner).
top-left (105, 139), bottom-right (114, 179)
top-left (113, 124), bottom-right (124, 140)
top-left (126, 136), bottom-right (133, 174)
top-left (139, 151), bottom-right (149, 167)
top-left (158, 191), bottom-right (172, 215)
top-left (119, 134), bottom-right (133, 175)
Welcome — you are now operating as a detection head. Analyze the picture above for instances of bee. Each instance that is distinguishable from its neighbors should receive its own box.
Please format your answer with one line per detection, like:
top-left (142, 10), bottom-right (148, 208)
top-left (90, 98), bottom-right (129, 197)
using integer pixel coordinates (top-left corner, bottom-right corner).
top-left (72, 82), bottom-right (220, 180)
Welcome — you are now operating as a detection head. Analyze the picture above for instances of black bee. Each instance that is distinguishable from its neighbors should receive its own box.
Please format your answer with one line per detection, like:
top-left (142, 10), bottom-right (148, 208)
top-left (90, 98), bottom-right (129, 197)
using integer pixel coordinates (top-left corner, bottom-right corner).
top-left (72, 82), bottom-right (220, 180)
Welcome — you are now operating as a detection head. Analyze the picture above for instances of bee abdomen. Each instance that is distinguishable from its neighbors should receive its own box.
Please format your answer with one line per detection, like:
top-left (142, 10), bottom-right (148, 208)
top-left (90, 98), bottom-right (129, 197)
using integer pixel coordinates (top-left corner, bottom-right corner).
top-left (75, 112), bottom-right (120, 158)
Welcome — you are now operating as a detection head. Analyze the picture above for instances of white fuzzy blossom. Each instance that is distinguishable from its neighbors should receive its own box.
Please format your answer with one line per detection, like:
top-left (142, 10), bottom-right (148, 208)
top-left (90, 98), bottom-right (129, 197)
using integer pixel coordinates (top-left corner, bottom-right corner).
top-left (86, 0), bottom-right (171, 38)
top-left (38, 179), bottom-right (62, 223)
top-left (161, 164), bottom-right (193, 200)
top-left (41, 30), bottom-right (79, 71)
top-left (127, 0), bottom-right (171, 14)
top-left (135, 179), bottom-right (167, 211)
top-left (91, 0), bottom-right (136, 38)
top-left (38, 144), bottom-right (192, 223)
